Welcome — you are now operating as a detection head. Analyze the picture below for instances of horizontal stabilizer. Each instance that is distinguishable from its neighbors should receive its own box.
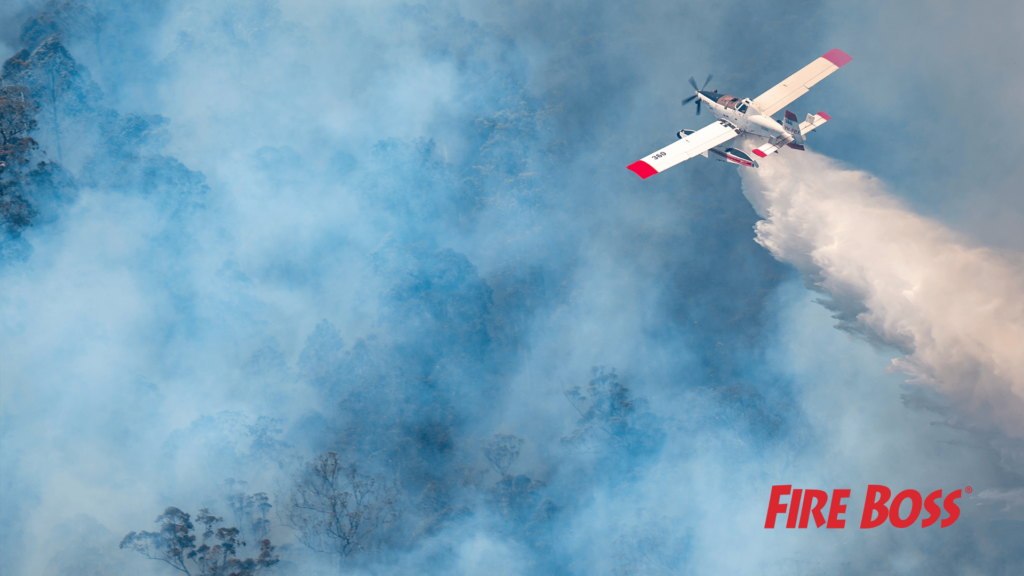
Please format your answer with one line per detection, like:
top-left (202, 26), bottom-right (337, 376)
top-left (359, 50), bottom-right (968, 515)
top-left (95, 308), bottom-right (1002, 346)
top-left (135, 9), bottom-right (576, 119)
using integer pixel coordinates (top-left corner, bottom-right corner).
top-left (751, 141), bottom-right (780, 158)
top-left (799, 111), bottom-right (830, 135)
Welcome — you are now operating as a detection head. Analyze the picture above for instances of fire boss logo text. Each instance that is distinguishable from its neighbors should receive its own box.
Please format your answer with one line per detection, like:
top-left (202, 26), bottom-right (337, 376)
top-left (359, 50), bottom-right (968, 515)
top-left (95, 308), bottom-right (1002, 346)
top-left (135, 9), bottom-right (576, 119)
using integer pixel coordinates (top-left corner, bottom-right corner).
top-left (764, 485), bottom-right (965, 529)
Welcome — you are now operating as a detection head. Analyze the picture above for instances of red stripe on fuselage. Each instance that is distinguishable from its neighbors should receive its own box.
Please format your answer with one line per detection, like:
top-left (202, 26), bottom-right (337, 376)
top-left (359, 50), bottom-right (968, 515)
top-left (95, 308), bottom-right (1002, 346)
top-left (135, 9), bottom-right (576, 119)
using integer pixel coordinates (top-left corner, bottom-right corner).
top-left (627, 161), bottom-right (658, 179)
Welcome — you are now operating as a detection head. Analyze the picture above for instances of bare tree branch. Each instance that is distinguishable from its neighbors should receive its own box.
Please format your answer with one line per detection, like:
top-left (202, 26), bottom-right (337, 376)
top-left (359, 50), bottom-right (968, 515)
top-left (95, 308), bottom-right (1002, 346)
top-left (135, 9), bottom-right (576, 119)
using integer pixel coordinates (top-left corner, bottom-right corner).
top-left (281, 453), bottom-right (401, 560)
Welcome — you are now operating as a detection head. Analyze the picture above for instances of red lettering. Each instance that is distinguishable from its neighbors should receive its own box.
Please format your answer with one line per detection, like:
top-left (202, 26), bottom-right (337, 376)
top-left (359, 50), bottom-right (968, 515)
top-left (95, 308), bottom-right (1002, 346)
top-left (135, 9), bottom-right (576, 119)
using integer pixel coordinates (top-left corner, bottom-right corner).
top-left (827, 489), bottom-right (850, 529)
top-left (941, 489), bottom-right (962, 528)
top-left (786, 489), bottom-right (803, 528)
top-left (860, 484), bottom-right (891, 529)
top-left (765, 485), bottom-right (791, 528)
top-left (765, 485), bottom-right (962, 529)
top-left (921, 489), bottom-right (942, 528)
top-left (889, 489), bottom-right (923, 528)
top-left (799, 490), bottom-right (828, 528)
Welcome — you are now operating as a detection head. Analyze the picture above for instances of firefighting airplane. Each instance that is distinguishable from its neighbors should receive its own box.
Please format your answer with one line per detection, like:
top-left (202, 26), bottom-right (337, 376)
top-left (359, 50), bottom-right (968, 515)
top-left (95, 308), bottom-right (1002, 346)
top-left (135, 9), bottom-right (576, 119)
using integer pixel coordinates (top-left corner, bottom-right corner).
top-left (627, 49), bottom-right (852, 178)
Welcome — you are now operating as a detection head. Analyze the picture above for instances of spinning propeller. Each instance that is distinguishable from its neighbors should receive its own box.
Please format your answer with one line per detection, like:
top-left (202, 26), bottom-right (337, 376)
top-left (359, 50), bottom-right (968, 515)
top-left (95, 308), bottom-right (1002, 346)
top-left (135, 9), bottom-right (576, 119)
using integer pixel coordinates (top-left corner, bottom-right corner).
top-left (682, 74), bottom-right (714, 115)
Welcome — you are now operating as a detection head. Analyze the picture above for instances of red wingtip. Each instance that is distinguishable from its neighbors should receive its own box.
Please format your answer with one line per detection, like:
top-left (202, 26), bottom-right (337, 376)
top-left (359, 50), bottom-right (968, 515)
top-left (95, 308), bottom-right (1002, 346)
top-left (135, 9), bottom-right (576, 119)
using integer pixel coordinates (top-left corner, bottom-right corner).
top-left (752, 149), bottom-right (767, 158)
top-left (822, 49), bottom-right (852, 67)
top-left (818, 111), bottom-right (831, 121)
top-left (627, 161), bottom-right (657, 179)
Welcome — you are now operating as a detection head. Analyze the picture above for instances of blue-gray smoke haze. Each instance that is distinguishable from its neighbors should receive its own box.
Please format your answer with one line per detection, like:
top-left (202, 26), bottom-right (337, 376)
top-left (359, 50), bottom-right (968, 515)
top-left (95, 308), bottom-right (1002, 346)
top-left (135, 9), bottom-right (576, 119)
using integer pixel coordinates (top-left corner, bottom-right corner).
top-left (2, 0), bottom-right (1023, 574)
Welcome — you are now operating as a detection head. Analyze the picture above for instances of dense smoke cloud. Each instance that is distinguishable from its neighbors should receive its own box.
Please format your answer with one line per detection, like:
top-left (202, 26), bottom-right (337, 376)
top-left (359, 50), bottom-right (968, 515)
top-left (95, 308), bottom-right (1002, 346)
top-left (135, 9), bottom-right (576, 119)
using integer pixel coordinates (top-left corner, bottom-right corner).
top-left (2, 0), bottom-right (1024, 574)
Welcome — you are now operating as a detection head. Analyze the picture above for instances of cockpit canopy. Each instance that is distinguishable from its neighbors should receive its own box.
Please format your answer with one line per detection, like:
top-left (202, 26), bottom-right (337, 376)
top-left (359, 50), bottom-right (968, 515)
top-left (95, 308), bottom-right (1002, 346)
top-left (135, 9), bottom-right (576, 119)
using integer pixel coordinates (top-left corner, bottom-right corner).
top-left (701, 92), bottom-right (754, 113)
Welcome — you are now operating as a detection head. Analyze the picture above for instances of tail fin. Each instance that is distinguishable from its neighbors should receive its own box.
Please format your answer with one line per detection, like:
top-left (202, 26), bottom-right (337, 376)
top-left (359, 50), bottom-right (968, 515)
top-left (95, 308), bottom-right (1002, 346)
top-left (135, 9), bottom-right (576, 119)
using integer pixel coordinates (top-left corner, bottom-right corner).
top-left (782, 110), bottom-right (805, 149)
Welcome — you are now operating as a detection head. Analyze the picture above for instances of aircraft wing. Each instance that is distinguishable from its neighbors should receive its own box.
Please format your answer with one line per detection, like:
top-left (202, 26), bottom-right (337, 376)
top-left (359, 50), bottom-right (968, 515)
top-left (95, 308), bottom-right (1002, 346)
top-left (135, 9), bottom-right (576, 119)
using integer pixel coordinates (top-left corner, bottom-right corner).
top-left (751, 49), bottom-right (852, 117)
top-left (627, 120), bottom-right (739, 179)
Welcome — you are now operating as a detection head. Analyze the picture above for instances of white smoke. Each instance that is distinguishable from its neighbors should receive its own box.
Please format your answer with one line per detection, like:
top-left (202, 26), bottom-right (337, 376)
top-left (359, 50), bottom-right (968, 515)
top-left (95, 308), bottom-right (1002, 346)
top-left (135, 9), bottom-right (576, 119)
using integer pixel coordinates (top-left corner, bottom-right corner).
top-left (740, 150), bottom-right (1024, 449)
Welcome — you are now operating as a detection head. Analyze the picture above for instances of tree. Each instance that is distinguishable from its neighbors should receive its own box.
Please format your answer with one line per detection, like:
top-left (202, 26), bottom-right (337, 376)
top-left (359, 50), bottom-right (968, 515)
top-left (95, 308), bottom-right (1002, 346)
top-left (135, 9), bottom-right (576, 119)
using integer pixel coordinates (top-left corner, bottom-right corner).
top-left (120, 506), bottom-right (279, 576)
top-left (1, 35), bottom-right (103, 163)
top-left (0, 86), bottom-right (39, 235)
top-left (282, 452), bottom-right (401, 560)
top-left (20, 1), bottom-right (106, 55)
top-left (296, 319), bottom-right (345, 390)
top-left (560, 367), bottom-right (664, 458)
top-left (482, 433), bottom-right (523, 476)
top-left (487, 473), bottom-right (544, 523)
top-left (0, 86), bottom-right (39, 175)
top-left (222, 484), bottom-right (273, 543)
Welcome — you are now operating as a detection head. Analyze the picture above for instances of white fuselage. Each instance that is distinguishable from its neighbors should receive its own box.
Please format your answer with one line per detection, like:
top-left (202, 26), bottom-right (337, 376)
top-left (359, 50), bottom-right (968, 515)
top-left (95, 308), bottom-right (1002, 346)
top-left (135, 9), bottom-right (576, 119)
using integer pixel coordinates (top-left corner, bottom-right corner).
top-left (698, 93), bottom-right (785, 140)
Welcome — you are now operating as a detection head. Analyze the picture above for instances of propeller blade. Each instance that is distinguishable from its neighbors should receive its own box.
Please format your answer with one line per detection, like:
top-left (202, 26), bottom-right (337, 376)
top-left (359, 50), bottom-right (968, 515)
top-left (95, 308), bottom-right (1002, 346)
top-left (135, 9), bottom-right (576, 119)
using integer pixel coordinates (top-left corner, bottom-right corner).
top-left (696, 100), bottom-right (702, 116)
top-left (688, 76), bottom-right (699, 91)
top-left (702, 74), bottom-right (713, 90)
top-left (682, 95), bottom-right (697, 105)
